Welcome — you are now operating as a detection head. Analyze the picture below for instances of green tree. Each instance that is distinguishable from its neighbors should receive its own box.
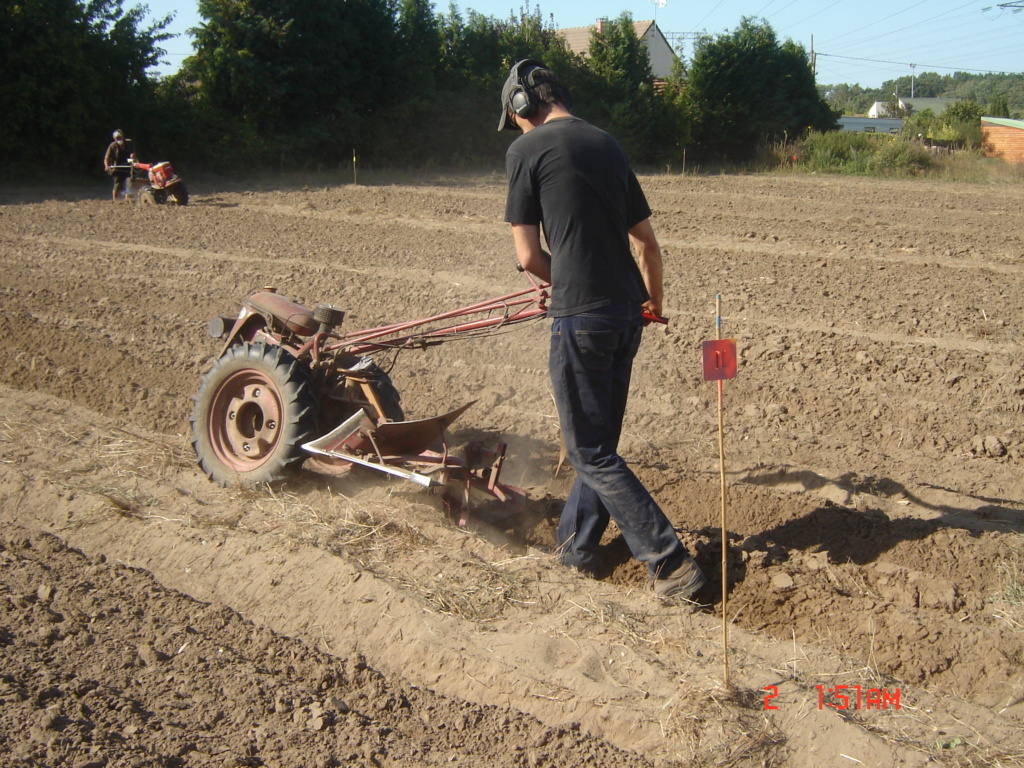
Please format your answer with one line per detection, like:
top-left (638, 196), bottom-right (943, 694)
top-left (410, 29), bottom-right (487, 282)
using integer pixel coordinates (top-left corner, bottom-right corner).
top-left (819, 82), bottom-right (872, 116)
top-left (177, 0), bottom-right (400, 164)
top-left (905, 101), bottom-right (988, 147)
top-left (0, 0), bottom-right (172, 174)
top-left (360, 0), bottom-right (444, 163)
top-left (939, 99), bottom-right (983, 146)
top-left (906, 107), bottom-right (937, 138)
top-left (397, 0), bottom-right (441, 88)
top-left (943, 100), bottom-right (984, 124)
top-left (421, 2), bottom-right (579, 165)
top-left (587, 13), bottom-right (652, 89)
top-left (913, 71), bottom-right (944, 98)
top-left (822, 71), bottom-right (1024, 121)
top-left (887, 71), bottom-right (943, 99)
top-left (575, 13), bottom-right (657, 158)
top-left (437, 2), bottom-right (573, 91)
top-left (179, 0), bottom-right (293, 130)
top-left (657, 64), bottom-right (696, 163)
top-left (437, 6), bottom-right (502, 92)
top-left (986, 95), bottom-right (1010, 118)
top-left (684, 17), bottom-right (838, 160)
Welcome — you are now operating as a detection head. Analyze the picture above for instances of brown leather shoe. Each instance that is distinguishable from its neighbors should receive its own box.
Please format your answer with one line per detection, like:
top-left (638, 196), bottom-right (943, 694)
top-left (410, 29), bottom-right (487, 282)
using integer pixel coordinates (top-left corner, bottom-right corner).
top-left (653, 556), bottom-right (707, 600)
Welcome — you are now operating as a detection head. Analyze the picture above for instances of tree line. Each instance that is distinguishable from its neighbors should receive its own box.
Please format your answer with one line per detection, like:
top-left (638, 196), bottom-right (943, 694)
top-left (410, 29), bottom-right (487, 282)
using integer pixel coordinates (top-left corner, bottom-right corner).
top-left (821, 71), bottom-right (1024, 120)
top-left (8, 0), bottom-right (931, 178)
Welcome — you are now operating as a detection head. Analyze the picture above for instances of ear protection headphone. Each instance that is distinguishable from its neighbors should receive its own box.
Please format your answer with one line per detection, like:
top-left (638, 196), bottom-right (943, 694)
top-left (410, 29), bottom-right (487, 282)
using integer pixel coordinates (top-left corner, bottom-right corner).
top-left (508, 59), bottom-right (548, 120)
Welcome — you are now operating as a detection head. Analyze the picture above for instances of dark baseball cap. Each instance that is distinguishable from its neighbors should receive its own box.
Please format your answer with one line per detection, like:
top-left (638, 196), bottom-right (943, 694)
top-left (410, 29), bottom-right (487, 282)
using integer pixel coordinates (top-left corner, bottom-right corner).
top-left (497, 59), bottom-right (555, 132)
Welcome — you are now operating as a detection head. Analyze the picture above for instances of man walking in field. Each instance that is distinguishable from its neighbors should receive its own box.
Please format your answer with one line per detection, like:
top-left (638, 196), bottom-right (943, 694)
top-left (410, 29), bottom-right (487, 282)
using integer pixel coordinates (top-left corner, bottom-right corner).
top-left (103, 129), bottom-right (136, 203)
top-left (499, 59), bottom-right (706, 601)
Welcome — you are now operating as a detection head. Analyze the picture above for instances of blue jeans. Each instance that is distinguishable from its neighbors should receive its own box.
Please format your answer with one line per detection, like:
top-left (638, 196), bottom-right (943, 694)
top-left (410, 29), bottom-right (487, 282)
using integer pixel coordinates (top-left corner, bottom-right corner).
top-left (550, 303), bottom-right (689, 578)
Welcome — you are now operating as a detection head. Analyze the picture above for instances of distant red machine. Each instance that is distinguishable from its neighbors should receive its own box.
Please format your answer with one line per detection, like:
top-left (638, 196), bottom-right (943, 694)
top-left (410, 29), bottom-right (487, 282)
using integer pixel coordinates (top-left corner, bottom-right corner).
top-left (110, 159), bottom-right (188, 205)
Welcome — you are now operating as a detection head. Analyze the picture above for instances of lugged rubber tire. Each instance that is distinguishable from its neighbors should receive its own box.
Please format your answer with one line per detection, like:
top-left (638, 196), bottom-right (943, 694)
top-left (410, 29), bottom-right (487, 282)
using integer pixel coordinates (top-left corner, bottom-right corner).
top-left (138, 189), bottom-right (158, 205)
top-left (168, 181), bottom-right (189, 206)
top-left (191, 343), bottom-right (316, 487)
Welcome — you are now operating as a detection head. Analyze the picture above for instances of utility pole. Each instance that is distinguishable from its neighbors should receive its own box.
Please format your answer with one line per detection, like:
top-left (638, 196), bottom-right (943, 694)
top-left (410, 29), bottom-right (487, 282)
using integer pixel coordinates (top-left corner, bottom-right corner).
top-left (910, 63), bottom-right (916, 97)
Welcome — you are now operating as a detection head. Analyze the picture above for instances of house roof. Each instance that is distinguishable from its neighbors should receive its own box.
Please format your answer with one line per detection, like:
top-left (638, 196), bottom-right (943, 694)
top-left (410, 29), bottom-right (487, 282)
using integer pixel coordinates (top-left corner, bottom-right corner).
top-left (838, 117), bottom-right (903, 127)
top-left (981, 117), bottom-right (1024, 129)
top-left (559, 19), bottom-right (657, 56)
top-left (899, 97), bottom-right (957, 113)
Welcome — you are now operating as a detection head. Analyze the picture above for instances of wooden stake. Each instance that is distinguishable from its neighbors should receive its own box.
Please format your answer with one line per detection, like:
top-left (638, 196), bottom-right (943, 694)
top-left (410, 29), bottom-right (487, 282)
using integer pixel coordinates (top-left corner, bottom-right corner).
top-left (716, 294), bottom-right (730, 689)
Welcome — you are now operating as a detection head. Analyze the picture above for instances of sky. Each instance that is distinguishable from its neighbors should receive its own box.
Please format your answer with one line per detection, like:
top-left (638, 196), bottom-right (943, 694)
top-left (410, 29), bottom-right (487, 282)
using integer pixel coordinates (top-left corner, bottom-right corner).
top-left (143, 0), bottom-right (1024, 90)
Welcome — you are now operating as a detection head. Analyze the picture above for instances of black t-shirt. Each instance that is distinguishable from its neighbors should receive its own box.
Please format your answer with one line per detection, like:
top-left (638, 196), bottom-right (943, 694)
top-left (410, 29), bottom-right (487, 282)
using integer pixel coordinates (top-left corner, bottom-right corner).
top-left (105, 139), bottom-right (135, 174)
top-left (504, 116), bottom-right (652, 317)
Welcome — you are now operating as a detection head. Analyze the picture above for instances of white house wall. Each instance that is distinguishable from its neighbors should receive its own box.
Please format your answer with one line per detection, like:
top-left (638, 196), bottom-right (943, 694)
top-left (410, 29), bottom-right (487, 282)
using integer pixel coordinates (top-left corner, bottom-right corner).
top-left (642, 29), bottom-right (675, 78)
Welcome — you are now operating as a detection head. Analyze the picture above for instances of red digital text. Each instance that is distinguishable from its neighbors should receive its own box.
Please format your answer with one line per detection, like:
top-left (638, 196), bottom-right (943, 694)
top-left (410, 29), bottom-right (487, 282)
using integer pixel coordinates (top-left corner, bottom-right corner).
top-left (762, 684), bottom-right (901, 711)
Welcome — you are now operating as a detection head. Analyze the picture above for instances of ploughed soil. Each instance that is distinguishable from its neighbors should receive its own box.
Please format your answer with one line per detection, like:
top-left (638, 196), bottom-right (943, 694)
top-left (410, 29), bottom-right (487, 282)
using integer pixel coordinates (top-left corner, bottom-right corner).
top-left (1, 170), bottom-right (1023, 767)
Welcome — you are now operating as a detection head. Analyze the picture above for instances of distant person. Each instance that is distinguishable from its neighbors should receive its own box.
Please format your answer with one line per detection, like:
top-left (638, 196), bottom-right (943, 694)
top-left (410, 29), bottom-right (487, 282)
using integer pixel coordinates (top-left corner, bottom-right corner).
top-left (103, 129), bottom-right (136, 203)
top-left (498, 59), bottom-right (707, 602)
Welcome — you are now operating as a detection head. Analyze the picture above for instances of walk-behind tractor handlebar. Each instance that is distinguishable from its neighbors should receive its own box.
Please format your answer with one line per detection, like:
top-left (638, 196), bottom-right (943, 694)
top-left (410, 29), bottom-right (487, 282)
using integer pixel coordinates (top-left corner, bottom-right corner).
top-left (191, 272), bottom-right (550, 523)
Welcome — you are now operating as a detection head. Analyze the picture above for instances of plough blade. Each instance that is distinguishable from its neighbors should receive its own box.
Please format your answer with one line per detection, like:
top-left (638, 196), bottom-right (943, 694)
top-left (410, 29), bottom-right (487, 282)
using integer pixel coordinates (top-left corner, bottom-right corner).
top-left (373, 401), bottom-right (475, 456)
top-left (303, 409), bottom-right (376, 455)
top-left (301, 402), bottom-right (478, 488)
top-left (301, 401), bottom-right (525, 528)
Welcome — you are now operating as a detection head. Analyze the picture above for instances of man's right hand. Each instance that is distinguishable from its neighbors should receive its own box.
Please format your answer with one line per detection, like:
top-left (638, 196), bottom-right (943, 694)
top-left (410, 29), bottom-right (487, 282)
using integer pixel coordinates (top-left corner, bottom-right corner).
top-left (641, 308), bottom-right (668, 326)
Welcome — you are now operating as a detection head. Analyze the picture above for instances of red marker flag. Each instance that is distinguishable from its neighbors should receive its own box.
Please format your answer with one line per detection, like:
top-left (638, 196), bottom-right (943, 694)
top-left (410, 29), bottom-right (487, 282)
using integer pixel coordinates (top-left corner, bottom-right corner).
top-left (702, 338), bottom-right (737, 381)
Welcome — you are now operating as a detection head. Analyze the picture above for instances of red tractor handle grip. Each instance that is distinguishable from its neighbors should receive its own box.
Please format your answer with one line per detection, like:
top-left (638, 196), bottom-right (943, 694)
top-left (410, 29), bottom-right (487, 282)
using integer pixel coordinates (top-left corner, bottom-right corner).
top-left (642, 309), bottom-right (668, 326)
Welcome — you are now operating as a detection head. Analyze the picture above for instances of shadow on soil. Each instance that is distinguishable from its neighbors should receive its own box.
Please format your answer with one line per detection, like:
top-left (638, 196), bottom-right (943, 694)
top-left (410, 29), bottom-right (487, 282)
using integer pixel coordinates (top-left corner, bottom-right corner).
top-left (744, 466), bottom-right (1024, 532)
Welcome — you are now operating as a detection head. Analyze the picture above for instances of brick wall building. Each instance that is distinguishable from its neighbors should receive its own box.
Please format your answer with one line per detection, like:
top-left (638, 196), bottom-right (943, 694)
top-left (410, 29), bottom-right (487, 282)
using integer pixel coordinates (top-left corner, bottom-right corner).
top-left (981, 118), bottom-right (1024, 165)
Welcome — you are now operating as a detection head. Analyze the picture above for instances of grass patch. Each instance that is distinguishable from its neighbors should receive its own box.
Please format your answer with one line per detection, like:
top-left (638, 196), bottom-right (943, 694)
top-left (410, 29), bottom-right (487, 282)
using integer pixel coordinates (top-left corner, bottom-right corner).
top-left (752, 131), bottom-right (1024, 182)
top-left (995, 534), bottom-right (1024, 608)
top-left (793, 132), bottom-right (933, 176)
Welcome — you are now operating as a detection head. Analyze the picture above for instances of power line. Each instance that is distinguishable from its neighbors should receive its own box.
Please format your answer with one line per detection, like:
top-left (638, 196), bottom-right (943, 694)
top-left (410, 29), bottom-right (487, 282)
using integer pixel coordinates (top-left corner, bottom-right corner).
top-left (779, 0), bottom-right (858, 35)
top-left (816, 51), bottom-right (1019, 76)
top-left (820, 1), bottom-right (980, 53)
top-left (812, 1), bottom-right (1022, 83)
top-left (688, 0), bottom-right (728, 35)
top-left (861, 25), bottom-right (1024, 65)
top-left (752, 0), bottom-right (781, 16)
top-left (814, 0), bottom-right (933, 45)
